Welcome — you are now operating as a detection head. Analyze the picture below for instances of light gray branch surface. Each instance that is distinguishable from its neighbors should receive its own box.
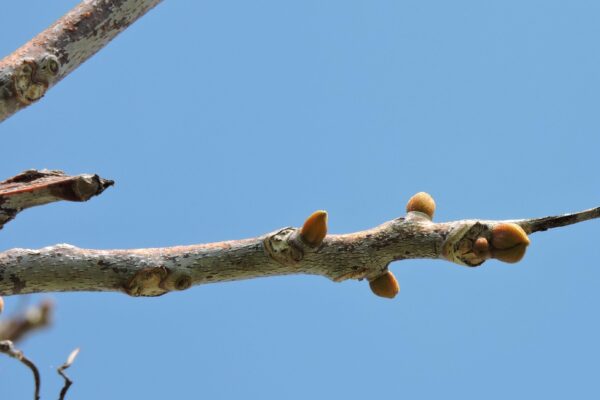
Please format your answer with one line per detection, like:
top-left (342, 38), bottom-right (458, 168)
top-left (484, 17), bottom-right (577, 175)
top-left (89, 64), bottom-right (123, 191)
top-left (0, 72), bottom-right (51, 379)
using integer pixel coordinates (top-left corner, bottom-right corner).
top-left (1, 206), bottom-right (598, 297)
top-left (0, 0), bottom-right (162, 122)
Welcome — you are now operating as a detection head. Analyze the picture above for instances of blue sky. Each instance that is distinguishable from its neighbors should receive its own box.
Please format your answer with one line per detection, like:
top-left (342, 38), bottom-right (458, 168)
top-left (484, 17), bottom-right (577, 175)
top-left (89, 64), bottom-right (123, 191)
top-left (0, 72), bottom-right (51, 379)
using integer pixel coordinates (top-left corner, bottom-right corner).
top-left (1, 1), bottom-right (600, 399)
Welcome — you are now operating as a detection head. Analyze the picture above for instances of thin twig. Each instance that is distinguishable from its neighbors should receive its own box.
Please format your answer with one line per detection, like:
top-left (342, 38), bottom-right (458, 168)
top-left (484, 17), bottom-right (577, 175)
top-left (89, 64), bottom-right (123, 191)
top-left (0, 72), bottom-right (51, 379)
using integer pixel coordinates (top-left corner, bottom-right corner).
top-left (517, 206), bottom-right (600, 234)
top-left (0, 340), bottom-right (41, 400)
top-left (0, 300), bottom-right (54, 342)
top-left (57, 348), bottom-right (80, 400)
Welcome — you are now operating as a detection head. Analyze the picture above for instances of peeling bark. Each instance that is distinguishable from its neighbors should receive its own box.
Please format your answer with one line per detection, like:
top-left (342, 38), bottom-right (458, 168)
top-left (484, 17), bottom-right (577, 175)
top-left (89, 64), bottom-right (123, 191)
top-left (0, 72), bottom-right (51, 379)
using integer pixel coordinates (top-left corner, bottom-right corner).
top-left (0, 205), bottom-right (597, 297)
top-left (0, 169), bottom-right (113, 230)
top-left (0, 0), bottom-right (162, 122)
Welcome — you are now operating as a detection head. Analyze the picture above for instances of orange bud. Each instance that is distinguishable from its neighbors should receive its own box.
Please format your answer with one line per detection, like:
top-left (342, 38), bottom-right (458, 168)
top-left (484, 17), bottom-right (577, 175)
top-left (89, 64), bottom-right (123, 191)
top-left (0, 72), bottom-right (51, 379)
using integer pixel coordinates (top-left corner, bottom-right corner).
top-left (369, 271), bottom-right (400, 299)
top-left (406, 192), bottom-right (436, 219)
top-left (473, 237), bottom-right (489, 256)
top-left (301, 210), bottom-right (328, 246)
top-left (490, 223), bottom-right (530, 263)
top-left (0, 296), bottom-right (3, 314)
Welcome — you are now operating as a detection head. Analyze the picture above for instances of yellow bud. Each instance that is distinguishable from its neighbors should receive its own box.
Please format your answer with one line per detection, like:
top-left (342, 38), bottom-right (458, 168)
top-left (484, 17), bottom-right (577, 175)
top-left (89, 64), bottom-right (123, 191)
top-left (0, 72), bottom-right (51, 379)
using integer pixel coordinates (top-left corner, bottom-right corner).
top-left (491, 223), bottom-right (530, 263)
top-left (0, 296), bottom-right (3, 314)
top-left (369, 271), bottom-right (400, 299)
top-left (406, 192), bottom-right (436, 219)
top-left (301, 210), bottom-right (328, 246)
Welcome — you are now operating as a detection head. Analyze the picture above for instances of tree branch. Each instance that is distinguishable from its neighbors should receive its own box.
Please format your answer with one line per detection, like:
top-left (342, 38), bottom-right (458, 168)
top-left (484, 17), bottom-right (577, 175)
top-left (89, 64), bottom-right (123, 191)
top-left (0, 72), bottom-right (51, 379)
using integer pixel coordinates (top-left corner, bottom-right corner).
top-left (0, 169), bottom-right (113, 231)
top-left (515, 206), bottom-right (600, 234)
top-left (0, 192), bottom-right (597, 298)
top-left (0, 300), bottom-right (54, 342)
top-left (0, 340), bottom-right (41, 400)
top-left (57, 348), bottom-right (80, 400)
top-left (0, 0), bottom-right (162, 122)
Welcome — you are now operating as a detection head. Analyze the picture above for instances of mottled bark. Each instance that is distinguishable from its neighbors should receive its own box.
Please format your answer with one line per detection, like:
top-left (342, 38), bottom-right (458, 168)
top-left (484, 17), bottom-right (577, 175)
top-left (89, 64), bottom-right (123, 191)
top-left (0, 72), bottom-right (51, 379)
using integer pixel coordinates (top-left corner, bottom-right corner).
top-left (0, 0), bottom-right (162, 122)
top-left (0, 202), bottom-right (597, 297)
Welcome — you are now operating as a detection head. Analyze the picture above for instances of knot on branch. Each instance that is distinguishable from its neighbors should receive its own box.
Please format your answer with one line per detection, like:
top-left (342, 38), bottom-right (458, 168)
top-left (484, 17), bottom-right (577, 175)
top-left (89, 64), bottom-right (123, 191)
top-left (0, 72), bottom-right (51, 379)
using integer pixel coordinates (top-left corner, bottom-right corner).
top-left (442, 221), bottom-right (530, 266)
top-left (124, 266), bottom-right (191, 297)
top-left (263, 210), bottom-right (329, 266)
top-left (263, 228), bottom-right (304, 266)
top-left (12, 55), bottom-right (60, 105)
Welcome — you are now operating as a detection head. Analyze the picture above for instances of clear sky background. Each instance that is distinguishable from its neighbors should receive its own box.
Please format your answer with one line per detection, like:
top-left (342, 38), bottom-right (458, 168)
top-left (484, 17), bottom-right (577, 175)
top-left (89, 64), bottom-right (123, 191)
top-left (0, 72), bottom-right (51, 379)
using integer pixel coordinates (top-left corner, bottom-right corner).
top-left (1, 1), bottom-right (599, 399)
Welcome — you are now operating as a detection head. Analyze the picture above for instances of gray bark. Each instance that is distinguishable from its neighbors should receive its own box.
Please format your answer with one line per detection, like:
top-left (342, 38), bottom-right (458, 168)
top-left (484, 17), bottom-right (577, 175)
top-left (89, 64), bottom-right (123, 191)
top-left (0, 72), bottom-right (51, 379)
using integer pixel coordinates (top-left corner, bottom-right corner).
top-left (0, 0), bottom-right (162, 122)
top-left (1, 3), bottom-right (599, 299)
top-left (1, 201), bottom-right (598, 297)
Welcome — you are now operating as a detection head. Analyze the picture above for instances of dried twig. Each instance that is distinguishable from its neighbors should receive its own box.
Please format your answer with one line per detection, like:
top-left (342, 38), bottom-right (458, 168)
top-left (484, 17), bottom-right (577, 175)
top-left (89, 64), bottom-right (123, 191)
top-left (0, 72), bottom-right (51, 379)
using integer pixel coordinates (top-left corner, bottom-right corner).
top-left (0, 300), bottom-right (54, 342)
top-left (57, 348), bottom-right (80, 400)
top-left (0, 169), bottom-right (113, 230)
top-left (515, 206), bottom-right (600, 233)
top-left (0, 340), bottom-right (41, 400)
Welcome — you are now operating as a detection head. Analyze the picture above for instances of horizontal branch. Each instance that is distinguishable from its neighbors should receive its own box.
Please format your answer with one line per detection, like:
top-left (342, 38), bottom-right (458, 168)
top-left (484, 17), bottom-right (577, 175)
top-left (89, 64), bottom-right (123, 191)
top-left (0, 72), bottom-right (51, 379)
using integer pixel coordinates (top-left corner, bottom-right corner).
top-left (1, 192), bottom-right (597, 298)
top-left (0, 169), bottom-right (113, 230)
top-left (0, 0), bottom-right (162, 122)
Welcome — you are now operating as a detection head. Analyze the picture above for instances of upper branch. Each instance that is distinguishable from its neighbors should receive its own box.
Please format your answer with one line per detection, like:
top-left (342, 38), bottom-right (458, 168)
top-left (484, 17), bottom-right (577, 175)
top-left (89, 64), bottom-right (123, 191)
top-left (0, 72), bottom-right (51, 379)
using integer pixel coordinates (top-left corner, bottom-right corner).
top-left (0, 169), bottom-right (113, 231)
top-left (0, 192), bottom-right (597, 298)
top-left (0, 0), bottom-right (162, 122)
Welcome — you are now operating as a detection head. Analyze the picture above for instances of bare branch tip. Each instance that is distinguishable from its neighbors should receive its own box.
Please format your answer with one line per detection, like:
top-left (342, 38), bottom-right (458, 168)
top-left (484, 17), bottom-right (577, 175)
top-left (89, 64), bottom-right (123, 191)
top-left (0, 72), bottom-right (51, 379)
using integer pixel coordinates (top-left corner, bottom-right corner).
top-left (520, 205), bottom-right (600, 234)
top-left (58, 347), bottom-right (80, 400)
top-left (99, 177), bottom-right (115, 191)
